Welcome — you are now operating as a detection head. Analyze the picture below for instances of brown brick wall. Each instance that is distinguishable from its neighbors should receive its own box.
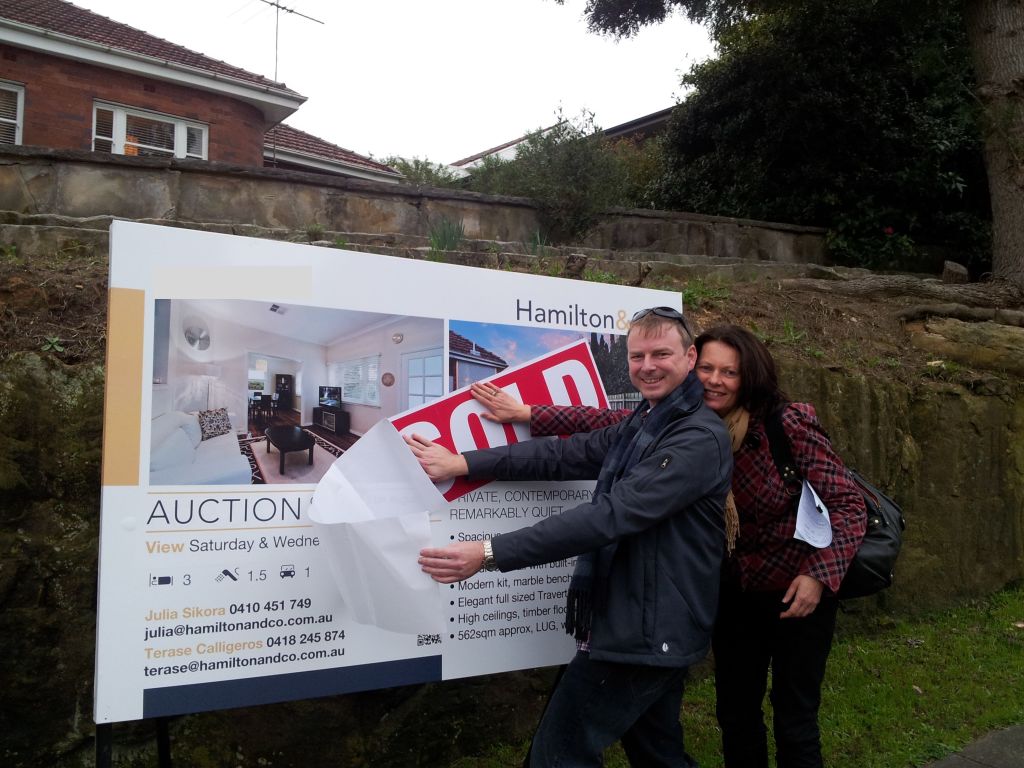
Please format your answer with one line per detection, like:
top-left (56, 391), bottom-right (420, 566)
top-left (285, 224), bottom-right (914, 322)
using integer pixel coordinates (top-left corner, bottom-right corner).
top-left (0, 44), bottom-right (266, 165)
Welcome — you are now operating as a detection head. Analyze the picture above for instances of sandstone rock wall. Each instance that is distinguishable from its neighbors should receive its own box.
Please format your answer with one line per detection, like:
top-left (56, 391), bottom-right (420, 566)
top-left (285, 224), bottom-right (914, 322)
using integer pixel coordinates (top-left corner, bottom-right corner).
top-left (0, 146), bottom-right (826, 259)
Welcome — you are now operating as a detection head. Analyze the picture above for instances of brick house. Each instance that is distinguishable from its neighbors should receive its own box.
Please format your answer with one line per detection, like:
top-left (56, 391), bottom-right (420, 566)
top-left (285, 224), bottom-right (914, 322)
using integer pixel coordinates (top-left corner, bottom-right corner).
top-left (0, 0), bottom-right (400, 182)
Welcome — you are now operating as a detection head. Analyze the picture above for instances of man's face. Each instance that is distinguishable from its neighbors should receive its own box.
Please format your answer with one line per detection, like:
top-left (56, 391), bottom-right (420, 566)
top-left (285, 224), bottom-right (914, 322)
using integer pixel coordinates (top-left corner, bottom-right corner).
top-left (627, 321), bottom-right (697, 407)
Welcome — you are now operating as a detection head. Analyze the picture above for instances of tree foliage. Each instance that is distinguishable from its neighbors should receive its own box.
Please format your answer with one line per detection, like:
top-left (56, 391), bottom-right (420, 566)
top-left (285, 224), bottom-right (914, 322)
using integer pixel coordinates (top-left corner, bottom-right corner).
top-left (655, 0), bottom-right (990, 271)
top-left (564, 0), bottom-right (1001, 278)
top-left (381, 156), bottom-right (463, 187)
top-left (465, 111), bottom-right (660, 242)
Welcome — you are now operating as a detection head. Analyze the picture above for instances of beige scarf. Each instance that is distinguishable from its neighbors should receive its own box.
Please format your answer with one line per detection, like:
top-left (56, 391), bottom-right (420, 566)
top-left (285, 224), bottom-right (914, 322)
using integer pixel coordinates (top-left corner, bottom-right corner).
top-left (721, 407), bottom-right (749, 553)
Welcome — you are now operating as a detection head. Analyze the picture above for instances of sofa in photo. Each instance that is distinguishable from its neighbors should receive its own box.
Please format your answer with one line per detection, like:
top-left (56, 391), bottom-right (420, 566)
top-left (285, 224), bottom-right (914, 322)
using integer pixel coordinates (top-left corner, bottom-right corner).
top-left (149, 407), bottom-right (252, 485)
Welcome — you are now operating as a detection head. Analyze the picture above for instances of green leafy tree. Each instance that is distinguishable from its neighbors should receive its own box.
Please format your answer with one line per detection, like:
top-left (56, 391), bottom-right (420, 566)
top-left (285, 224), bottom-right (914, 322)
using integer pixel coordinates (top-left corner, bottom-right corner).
top-left (560, 0), bottom-right (1024, 287)
top-left (464, 111), bottom-right (626, 243)
top-left (654, 0), bottom-right (989, 272)
top-left (608, 135), bottom-right (666, 210)
top-left (381, 156), bottom-right (463, 187)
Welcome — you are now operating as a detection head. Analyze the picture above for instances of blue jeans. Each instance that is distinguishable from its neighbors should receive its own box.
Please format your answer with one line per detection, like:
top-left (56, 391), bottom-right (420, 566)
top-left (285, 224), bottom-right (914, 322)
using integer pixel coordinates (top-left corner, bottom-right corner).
top-left (713, 581), bottom-right (839, 768)
top-left (528, 652), bottom-right (698, 767)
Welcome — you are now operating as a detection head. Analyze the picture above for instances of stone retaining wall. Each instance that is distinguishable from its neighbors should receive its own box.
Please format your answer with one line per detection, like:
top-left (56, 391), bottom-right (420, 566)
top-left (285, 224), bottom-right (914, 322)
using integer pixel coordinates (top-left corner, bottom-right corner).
top-left (0, 146), bottom-right (826, 260)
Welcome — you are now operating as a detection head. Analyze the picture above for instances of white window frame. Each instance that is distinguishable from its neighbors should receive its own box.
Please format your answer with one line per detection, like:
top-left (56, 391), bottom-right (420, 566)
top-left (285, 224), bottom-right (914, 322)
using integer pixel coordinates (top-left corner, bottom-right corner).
top-left (0, 81), bottom-right (25, 146)
top-left (402, 347), bottom-right (444, 410)
top-left (328, 355), bottom-right (381, 407)
top-left (92, 101), bottom-right (208, 159)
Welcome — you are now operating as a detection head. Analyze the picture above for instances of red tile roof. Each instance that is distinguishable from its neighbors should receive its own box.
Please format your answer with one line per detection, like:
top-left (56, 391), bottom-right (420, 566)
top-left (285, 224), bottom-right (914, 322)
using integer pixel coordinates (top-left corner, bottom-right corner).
top-left (2, 0), bottom-right (300, 96)
top-left (264, 124), bottom-right (400, 177)
top-left (449, 331), bottom-right (508, 368)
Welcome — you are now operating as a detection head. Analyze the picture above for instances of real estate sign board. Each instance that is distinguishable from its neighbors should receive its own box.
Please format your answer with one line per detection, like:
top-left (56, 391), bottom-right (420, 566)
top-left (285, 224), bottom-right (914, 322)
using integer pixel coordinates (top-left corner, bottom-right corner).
top-left (95, 221), bottom-right (679, 723)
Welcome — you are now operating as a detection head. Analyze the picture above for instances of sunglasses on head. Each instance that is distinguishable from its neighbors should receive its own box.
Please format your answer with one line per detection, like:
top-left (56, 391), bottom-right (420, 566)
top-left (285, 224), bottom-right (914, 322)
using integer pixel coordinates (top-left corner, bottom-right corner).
top-left (631, 306), bottom-right (693, 337)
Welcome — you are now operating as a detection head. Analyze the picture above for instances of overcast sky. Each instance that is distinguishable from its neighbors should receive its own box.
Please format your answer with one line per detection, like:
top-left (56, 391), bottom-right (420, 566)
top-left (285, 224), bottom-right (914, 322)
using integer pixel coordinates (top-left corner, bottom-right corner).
top-left (73, 0), bottom-right (715, 164)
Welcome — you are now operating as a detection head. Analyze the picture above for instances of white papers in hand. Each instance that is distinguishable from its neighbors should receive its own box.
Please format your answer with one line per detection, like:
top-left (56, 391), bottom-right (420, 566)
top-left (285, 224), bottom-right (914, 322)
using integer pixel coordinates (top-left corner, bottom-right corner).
top-left (793, 480), bottom-right (832, 548)
top-left (310, 419), bottom-right (446, 635)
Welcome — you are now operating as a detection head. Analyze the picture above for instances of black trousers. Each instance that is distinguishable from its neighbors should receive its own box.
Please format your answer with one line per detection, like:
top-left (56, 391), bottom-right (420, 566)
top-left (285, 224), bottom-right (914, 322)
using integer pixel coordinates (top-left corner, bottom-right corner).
top-left (527, 652), bottom-right (697, 767)
top-left (712, 580), bottom-right (838, 768)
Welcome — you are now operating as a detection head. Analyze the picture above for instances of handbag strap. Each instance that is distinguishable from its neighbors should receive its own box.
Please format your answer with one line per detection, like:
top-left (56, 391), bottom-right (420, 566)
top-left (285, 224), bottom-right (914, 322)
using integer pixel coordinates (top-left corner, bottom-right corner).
top-left (763, 406), bottom-right (802, 488)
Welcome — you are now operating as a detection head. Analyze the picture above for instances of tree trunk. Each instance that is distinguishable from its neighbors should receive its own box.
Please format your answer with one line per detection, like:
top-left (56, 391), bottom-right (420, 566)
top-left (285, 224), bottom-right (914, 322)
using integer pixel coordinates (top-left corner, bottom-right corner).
top-left (964, 0), bottom-right (1024, 288)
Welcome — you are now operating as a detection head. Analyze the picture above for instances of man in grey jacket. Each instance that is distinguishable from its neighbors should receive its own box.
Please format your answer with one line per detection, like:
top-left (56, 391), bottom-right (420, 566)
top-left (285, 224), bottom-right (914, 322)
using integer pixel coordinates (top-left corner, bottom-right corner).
top-left (407, 307), bottom-right (732, 767)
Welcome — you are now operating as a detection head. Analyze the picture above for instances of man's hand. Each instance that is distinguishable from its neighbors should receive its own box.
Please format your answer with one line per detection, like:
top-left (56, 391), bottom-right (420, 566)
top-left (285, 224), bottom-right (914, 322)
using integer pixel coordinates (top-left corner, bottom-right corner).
top-left (419, 542), bottom-right (486, 583)
top-left (403, 433), bottom-right (468, 482)
top-left (779, 574), bottom-right (824, 619)
top-left (470, 382), bottom-right (531, 424)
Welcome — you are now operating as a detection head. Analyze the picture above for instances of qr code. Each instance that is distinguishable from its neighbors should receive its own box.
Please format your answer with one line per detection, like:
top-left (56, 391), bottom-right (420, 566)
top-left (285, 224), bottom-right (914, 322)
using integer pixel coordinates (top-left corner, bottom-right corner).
top-left (417, 633), bottom-right (442, 646)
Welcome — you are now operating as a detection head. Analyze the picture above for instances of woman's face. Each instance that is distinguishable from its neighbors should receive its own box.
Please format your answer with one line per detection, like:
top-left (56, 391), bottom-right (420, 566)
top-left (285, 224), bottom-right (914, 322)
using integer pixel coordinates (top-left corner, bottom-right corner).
top-left (695, 341), bottom-right (741, 416)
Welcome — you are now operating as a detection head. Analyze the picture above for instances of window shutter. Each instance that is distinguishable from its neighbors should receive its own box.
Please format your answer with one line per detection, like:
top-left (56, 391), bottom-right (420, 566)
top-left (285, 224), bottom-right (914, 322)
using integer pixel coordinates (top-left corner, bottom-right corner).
top-left (330, 355), bottom-right (381, 407)
top-left (186, 126), bottom-right (204, 158)
top-left (93, 108), bottom-right (114, 153)
top-left (366, 357), bottom-right (380, 405)
top-left (126, 114), bottom-right (175, 157)
top-left (0, 85), bottom-right (22, 145)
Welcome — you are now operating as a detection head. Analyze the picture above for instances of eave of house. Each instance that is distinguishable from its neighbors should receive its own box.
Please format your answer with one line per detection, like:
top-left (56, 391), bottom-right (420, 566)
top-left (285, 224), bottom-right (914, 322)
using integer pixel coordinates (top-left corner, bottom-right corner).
top-left (449, 351), bottom-right (506, 368)
top-left (0, 18), bottom-right (306, 124)
top-left (263, 146), bottom-right (403, 184)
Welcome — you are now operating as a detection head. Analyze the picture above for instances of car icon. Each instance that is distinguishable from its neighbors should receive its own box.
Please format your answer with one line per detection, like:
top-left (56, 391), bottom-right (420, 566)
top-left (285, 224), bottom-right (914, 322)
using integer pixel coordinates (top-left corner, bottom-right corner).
top-left (280, 565), bottom-right (295, 578)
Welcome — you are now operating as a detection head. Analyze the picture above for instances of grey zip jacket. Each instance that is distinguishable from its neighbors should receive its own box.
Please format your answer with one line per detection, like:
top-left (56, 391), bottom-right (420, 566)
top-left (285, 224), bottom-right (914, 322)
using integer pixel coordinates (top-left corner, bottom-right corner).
top-left (465, 375), bottom-right (732, 668)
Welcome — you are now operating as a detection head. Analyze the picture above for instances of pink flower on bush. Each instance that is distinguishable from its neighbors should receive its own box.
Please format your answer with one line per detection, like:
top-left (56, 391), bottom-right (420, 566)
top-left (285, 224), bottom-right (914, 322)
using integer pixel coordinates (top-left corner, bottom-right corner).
top-left (883, 226), bottom-right (895, 236)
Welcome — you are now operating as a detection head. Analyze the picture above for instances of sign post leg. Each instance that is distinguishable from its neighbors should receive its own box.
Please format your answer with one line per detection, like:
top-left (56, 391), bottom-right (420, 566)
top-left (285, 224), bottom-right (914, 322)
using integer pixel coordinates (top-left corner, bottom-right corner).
top-left (95, 723), bottom-right (112, 768)
top-left (156, 717), bottom-right (173, 768)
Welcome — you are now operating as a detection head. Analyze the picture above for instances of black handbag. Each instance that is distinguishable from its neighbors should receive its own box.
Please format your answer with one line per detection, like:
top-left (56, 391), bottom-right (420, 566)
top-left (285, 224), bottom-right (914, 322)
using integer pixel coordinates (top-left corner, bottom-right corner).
top-left (764, 408), bottom-right (905, 599)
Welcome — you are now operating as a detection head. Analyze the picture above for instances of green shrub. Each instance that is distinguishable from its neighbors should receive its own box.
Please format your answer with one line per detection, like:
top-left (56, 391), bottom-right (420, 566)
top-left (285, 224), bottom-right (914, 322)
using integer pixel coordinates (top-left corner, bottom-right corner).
top-left (465, 110), bottom-right (623, 243)
top-left (428, 216), bottom-right (466, 252)
top-left (383, 156), bottom-right (464, 187)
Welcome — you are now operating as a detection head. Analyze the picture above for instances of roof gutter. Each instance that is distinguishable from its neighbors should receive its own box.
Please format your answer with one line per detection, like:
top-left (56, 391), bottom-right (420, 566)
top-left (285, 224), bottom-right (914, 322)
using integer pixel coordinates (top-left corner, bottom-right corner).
top-left (0, 19), bottom-right (306, 124)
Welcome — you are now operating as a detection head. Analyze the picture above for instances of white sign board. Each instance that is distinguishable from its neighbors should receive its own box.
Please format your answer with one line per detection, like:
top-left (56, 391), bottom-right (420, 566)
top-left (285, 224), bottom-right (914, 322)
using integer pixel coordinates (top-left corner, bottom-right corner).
top-left (95, 221), bottom-right (678, 723)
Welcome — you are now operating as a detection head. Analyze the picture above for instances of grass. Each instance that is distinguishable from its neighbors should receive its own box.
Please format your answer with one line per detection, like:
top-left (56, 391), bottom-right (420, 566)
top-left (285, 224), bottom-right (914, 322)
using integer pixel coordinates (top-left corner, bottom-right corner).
top-left (305, 222), bottom-right (325, 242)
top-left (528, 257), bottom-right (563, 278)
top-left (429, 216), bottom-right (466, 253)
top-left (682, 278), bottom-right (731, 310)
top-left (583, 267), bottom-right (620, 284)
top-left (451, 587), bottom-right (1024, 767)
top-left (523, 228), bottom-right (549, 256)
top-left (922, 360), bottom-right (965, 381)
top-left (40, 335), bottom-right (64, 352)
top-left (750, 318), bottom-right (808, 347)
top-left (780, 317), bottom-right (808, 344)
top-left (867, 356), bottom-right (903, 369)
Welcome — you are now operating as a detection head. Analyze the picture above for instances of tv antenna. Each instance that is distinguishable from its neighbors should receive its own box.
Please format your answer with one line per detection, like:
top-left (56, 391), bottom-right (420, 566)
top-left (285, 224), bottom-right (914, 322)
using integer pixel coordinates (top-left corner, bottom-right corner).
top-left (257, 0), bottom-right (324, 82)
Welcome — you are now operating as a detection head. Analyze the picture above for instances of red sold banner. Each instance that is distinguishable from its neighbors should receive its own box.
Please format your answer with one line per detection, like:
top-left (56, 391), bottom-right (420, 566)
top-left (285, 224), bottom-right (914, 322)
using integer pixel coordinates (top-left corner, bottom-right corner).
top-left (391, 340), bottom-right (609, 501)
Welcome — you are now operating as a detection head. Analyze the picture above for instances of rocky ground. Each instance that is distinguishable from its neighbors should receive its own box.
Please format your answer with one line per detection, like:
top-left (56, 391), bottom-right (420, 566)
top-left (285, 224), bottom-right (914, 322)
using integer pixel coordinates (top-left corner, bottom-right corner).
top-left (1, 232), bottom-right (998, 389)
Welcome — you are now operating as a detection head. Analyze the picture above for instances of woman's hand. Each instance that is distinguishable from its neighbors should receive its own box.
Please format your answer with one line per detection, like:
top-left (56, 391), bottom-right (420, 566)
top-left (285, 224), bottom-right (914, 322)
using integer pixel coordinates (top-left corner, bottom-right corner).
top-left (779, 574), bottom-right (824, 619)
top-left (419, 542), bottom-right (486, 583)
top-left (403, 433), bottom-right (468, 482)
top-left (470, 382), bottom-right (532, 424)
